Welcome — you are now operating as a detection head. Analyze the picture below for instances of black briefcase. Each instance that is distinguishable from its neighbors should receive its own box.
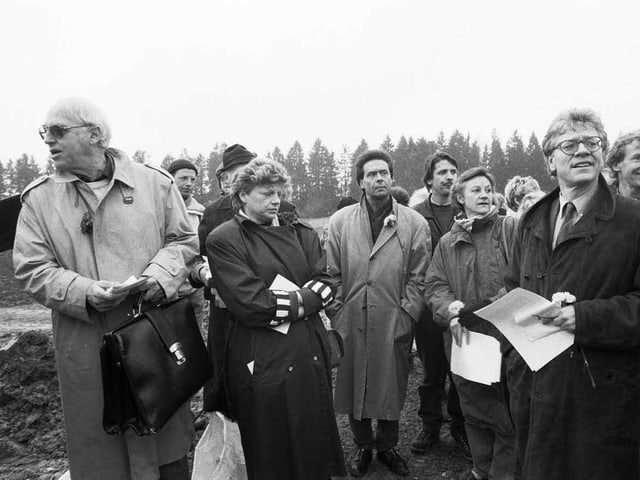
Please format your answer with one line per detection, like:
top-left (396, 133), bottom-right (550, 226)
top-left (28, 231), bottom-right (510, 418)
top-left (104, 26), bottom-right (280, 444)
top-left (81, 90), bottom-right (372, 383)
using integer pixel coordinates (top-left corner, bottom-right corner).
top-left (100, 297), bottom-right (213, 435)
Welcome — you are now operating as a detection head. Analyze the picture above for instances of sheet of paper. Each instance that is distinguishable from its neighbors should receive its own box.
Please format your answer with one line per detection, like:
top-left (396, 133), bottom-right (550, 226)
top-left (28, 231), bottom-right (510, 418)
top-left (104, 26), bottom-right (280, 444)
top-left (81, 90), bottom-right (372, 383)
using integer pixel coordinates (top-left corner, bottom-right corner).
top-left (509, 292), bottom-right (564, 341)
top-left (450, 331), bottom-right (502, 385)
top-left (512, 294), bottom-right (559, 325)
top-left (270, 274), bottom-right (299, 292)
top-left (108, 276), bottom-right (147, 295)
top-left (268, 274), bottom-right (300, 335)
top-left (475, 288), bottom-right (574, 371)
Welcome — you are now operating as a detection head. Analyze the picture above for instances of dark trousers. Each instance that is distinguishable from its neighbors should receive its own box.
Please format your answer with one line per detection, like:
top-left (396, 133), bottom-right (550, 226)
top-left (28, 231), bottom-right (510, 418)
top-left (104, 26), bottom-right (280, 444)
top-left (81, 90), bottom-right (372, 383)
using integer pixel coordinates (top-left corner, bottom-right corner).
top-left (349, 415), bottom-right (399, 451)
top-left (415, 310), bottom-right (465, 435)
top-left (203, 304), bottom-right (231, 415)
top-left (159, 456), bottom-right (189, 480)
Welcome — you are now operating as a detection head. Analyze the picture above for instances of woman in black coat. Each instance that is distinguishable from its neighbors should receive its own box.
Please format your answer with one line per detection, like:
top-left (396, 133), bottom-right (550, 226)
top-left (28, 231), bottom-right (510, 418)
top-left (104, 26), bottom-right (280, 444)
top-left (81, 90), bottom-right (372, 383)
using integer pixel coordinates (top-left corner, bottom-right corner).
top-left (206, 158), bottom-right (345, 480)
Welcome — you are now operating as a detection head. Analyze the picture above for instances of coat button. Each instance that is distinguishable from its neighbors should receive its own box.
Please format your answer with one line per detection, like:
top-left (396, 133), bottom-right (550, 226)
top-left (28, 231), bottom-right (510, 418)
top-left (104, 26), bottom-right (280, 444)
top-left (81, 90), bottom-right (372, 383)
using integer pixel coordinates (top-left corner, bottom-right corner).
top-left (288, 366), bottom-right (293, 372)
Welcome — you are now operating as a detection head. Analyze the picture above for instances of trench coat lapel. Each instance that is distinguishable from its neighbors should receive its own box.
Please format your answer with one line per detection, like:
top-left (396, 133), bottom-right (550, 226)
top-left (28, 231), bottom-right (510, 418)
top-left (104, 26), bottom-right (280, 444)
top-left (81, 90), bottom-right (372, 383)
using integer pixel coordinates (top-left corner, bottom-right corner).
top-left (370, 201), bottom-right (398, 258)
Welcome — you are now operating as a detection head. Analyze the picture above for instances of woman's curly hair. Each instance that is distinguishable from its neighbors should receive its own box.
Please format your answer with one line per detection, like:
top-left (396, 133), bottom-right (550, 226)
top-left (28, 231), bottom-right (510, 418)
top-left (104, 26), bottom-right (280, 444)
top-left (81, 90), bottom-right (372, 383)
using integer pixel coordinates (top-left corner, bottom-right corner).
top-left (231, 158), bottom-right (291, 211)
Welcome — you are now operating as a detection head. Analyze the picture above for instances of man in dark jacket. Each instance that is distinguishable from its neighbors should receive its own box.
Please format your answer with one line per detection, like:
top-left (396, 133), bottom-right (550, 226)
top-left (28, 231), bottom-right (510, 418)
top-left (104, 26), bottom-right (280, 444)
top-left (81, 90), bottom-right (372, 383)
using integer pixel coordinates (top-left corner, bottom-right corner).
top-left (504, 108), bottom-right (640, 480)
top-left (411, 152), bottom-right (469, 457)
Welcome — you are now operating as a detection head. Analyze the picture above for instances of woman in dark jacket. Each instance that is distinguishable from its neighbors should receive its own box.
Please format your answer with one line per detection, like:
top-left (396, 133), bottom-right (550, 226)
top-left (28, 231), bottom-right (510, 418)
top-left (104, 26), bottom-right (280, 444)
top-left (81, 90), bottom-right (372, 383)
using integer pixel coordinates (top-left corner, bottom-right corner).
top-left (425, 167), bottom-right (517, 480)
top-left (206, 158), bottom-right (345, 480)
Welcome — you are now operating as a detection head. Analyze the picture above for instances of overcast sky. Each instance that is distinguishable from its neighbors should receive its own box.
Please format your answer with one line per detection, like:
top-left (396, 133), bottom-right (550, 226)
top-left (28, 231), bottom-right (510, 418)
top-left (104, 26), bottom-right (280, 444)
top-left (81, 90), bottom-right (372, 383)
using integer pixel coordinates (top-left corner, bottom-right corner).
top-left (2, 0), bottom-right (639, 167)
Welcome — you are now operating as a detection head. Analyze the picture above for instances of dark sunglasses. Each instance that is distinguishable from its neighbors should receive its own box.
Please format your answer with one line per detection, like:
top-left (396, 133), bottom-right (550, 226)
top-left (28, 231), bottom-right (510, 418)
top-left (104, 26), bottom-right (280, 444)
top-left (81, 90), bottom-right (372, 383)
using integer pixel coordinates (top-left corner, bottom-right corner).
top-left (38, 124), bottom-right (92, 140)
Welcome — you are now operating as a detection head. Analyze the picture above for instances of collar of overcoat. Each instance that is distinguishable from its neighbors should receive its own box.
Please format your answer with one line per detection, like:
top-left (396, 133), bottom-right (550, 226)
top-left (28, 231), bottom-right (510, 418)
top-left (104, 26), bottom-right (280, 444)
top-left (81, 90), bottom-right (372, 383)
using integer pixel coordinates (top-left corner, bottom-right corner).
top-left (53, 148), bottom-right (136, 189)
top-left (523, 175), bottom-right (616, 246)
top-left (359, 195), bottom-right (399, 258)
top-left (448, 207), bottom-right (499, 247)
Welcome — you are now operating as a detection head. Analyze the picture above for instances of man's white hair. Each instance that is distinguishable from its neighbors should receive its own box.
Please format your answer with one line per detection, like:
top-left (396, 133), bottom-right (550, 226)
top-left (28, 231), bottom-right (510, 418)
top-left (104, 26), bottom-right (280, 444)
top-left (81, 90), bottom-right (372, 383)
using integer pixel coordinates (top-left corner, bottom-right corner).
top-left (47, 97), bottom-right (111, 148)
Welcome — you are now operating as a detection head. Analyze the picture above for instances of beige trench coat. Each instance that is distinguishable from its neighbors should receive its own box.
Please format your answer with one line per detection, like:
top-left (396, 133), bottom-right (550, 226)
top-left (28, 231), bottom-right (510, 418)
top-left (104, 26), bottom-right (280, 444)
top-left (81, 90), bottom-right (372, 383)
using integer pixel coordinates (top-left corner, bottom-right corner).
top-left (326, 198), bottom-right (430, 420)
top-left (13, 149), bottom-right (198, 480)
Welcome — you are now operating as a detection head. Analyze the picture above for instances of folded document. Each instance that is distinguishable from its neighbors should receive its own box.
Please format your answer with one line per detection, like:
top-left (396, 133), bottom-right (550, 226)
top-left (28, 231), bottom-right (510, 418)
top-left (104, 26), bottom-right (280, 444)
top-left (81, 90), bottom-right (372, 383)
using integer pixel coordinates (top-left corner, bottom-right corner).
top-left (474, 288), bottom-right (574, 371)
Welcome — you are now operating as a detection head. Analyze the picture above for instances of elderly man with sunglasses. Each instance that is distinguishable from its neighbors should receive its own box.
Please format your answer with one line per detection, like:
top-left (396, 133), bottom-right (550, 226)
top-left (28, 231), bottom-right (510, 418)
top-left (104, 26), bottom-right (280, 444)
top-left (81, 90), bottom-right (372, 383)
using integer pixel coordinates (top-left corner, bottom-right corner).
top-left (504, 108), bottom-right (640, 480)
top-left (13, 97), bottom-right (198, 480)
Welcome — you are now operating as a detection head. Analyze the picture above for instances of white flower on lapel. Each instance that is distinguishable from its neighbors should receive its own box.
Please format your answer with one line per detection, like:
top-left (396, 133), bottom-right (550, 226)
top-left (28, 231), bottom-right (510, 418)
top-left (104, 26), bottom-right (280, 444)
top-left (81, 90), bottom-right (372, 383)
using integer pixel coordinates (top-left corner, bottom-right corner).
top-left (448, 300), bottom-right (465, 317)
top-left (551, 291), bottom-right (576, 307)
top-left (383, 213), bottom-right (397, 228)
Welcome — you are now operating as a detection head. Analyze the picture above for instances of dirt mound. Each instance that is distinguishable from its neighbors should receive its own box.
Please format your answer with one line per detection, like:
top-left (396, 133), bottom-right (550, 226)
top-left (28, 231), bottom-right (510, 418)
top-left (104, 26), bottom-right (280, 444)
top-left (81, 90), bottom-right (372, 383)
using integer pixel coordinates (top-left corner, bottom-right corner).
top-left (0, 331), bottom-right (66, 463)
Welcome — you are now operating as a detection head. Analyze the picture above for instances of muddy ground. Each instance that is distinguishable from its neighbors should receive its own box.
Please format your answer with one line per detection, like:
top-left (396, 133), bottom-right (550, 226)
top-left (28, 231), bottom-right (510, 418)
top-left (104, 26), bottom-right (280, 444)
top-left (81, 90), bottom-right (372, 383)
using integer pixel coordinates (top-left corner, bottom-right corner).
top-left (0, 250), bottom-right (471, 479)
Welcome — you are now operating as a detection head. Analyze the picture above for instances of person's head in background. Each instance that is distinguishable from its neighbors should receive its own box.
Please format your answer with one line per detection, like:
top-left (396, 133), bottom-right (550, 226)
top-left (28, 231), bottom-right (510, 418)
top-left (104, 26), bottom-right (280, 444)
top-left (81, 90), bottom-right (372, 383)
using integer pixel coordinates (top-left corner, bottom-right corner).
top-left (422, 151), bottom-right (458, 205)
top-left (493, 192), bottom-right (508, 216)
top-left (216, 144), bottom-right (257, 196)
top-left (452, 167), bottom-right (496, 218)
top-left (167, 159), bottom-right (198, 202)
top-left (518, 190), bottom-right (546, 215)
top-left (504, 175), bottom-right (541, 213)
top-left (390, 186), bottom-right (410, 206)
top-left (336, 196), bottom-right (358, 211)
top-left (607, 130), bottom-right (640, 200)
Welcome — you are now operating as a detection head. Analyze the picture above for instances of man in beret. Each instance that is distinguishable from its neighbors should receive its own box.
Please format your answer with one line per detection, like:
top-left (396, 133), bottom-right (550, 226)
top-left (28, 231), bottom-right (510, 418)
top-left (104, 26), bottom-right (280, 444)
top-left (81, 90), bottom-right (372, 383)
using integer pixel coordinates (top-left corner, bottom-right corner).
top-left (167, 159), bottom-right (209, 335)
top-left (167, 158), bottom-right (205, 225)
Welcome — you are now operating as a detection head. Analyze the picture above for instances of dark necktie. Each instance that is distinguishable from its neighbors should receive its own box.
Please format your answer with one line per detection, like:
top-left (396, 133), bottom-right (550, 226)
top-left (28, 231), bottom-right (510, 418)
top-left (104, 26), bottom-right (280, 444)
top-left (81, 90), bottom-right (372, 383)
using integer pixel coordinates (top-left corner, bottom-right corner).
top-left (555, 201), bottom-right (576, 248)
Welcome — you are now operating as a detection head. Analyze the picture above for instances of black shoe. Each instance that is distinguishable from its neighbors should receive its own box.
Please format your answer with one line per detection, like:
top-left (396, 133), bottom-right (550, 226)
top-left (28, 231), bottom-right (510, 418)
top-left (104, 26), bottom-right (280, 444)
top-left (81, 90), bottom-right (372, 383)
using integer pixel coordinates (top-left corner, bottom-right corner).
top-left (451, 430), bottom-right (472, 460)
top-left (377, 448), bottom-right (409, 476)
top-left (410, 429), bottom-right (439, 454)
top-left (347, 448), bottom-right (372, 477)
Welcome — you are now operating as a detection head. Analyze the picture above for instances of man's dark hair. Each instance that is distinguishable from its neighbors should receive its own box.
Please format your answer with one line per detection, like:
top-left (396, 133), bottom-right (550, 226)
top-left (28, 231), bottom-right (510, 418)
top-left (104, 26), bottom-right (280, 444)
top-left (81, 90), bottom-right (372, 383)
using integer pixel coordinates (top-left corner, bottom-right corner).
top-left (355, 149), bottom-right (393, 184)
top-left (390, 186), bottom-right (410, 206)
top-left (422, 151), bottom-right (458, 188)
top-left (336, 196), bottom-right (358, 210)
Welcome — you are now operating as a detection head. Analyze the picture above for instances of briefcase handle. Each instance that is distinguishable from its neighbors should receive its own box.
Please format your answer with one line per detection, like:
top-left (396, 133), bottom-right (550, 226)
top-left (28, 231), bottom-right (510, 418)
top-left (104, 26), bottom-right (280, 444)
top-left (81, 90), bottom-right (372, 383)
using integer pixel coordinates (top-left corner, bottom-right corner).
top-left (131, 293), bottom-right (187, 366)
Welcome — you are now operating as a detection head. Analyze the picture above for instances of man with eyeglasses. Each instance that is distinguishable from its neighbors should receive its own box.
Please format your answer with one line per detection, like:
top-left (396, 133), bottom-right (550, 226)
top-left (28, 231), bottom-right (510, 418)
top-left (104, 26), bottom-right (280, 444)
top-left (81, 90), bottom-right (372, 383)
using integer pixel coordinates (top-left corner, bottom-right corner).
top-left (13, 97), bottom-right (198, 479)
top-left (504, 108), bottom-right (640, 480)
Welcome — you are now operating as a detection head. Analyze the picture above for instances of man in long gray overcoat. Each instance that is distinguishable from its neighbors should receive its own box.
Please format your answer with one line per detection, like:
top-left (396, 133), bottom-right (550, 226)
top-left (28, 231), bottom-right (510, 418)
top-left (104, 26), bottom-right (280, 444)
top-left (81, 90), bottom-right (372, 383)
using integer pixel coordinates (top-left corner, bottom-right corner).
top-left (326, 149), bottom-right (430, 477)
top-left (13, 97), bottom-right (198, 479)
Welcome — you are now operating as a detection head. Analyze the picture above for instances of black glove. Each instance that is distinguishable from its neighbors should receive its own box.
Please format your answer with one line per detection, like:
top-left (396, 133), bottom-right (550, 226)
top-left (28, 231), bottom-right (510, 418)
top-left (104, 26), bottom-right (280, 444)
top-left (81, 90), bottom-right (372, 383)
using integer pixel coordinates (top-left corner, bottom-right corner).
top-left (458, 299), bottom-right (491, 329)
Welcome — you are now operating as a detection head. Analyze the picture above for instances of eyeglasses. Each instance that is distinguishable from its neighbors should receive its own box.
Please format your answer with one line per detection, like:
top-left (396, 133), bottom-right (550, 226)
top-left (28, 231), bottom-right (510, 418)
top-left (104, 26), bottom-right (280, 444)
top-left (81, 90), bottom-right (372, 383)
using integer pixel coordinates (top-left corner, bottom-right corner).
top-left (554, 136), bottom-right (602, 155)
top-left (38, 124), bottom-right (92, 140)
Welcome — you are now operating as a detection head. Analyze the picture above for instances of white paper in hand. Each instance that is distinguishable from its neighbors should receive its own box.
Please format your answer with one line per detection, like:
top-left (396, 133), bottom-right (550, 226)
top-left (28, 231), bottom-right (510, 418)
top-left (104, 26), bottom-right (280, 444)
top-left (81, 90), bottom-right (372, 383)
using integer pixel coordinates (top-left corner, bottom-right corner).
top-left (108, 276), bottom-right (147, 295)
top-left (268, 274), bottom-right (299, 335)
top-left (475, 288), bottom-right (574, 371)
top-left (450, 331), bottom-right (502, 385)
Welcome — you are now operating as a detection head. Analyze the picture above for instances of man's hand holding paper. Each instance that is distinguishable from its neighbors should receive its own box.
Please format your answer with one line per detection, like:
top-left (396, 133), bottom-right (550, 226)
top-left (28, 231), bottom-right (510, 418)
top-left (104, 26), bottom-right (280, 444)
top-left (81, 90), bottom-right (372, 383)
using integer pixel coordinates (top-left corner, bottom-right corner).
top-left (474, 288), bottom-right (575, 371)
top-left (540, 305), bottom-right (576, 333)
